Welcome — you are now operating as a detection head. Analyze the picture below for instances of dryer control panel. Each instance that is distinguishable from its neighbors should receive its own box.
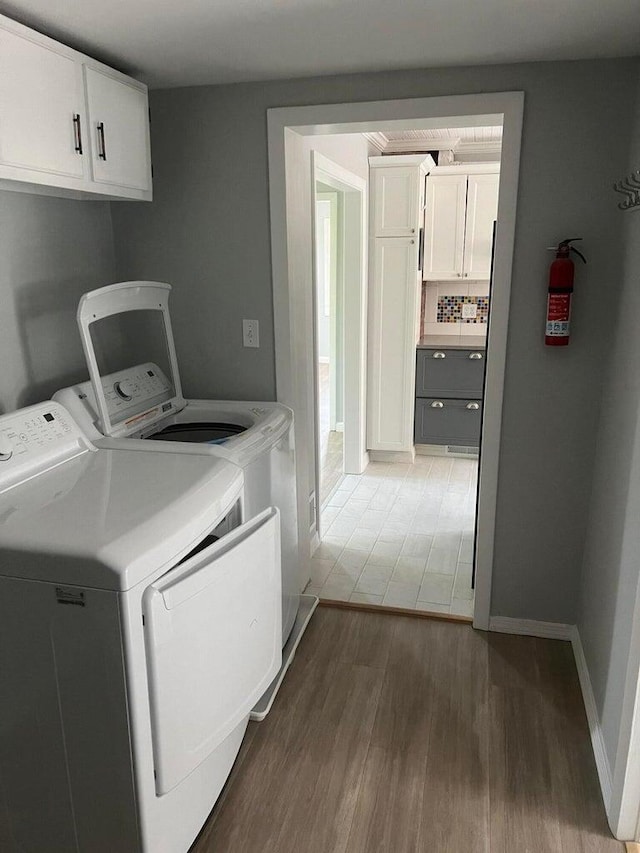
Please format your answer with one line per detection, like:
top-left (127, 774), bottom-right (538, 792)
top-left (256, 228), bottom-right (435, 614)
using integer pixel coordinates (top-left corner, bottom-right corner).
top-left (0, 404), bottom-right (90, 493)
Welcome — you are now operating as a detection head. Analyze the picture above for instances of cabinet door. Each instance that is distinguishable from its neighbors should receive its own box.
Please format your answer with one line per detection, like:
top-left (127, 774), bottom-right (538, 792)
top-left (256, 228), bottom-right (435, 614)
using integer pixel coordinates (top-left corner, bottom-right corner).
top-left (367, 237), bottom-right (419, 452)
top-left (416, 348), bottom-right (485, 399)
top-left (85, 67), bottom-right (151, 191)
top-left (423, 175), bottom-right (467, 280)
top-left (414, 397), bottom-right (482, 447)
top-left (372, 166), bottom-right (420, 237)
top-left (0, 26), bottom-right (85, 179)
top-left (462, 173), bottom-right (499, 279)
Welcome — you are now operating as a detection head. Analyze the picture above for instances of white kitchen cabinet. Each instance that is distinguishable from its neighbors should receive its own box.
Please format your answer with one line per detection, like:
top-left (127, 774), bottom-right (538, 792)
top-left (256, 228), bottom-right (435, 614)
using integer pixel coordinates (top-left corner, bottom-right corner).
top-left (0, 14), bottom-right (152, 201)
top-left (85, 68), bottom-right (151, 192)
top-left (0, 26), bottom-right (86, 183)
top-left (372, 162), bottom-right (422, 238)
top-left (367, 154), bottom-right (434, 456)
top-left (367, 237), bottom-right (420, 453)
top-left (463, 173), bottom-right (500, 279)
top-left (423, 175), bottom-right (467, 280)
top-left (423, 166), bottom-right (499, 281)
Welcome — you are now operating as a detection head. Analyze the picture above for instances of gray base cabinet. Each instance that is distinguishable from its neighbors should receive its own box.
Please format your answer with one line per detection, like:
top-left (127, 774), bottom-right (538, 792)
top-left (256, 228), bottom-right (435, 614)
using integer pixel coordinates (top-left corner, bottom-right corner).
top-left (415, 346), bottom-right (485, 446)
top-left (416, 348), bottom-right (485, 398)
top-left (415, 398), bottom-right (482, 446)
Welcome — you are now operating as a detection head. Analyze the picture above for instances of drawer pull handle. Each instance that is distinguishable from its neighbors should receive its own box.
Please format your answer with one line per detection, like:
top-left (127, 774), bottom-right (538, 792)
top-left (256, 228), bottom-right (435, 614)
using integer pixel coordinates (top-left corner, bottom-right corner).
top-left (431, 401), bottom-right (444, 409)
top-left (466, 402), bottom-right (480, 410)
top-left (433, 352), bottom-right (446, 359)
top-left (469, 352), bottom-right (483, 360)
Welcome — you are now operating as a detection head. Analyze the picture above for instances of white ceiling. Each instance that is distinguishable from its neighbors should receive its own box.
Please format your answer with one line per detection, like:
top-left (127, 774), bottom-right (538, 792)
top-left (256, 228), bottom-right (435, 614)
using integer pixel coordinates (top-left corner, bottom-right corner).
top-left (383, 127), bottom-right (503, 143)
top-left (1, 0), bottom-right (639, 88)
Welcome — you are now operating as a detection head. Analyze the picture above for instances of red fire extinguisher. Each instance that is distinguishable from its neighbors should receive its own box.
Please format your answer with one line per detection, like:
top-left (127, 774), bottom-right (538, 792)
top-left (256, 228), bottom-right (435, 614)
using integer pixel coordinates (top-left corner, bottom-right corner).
top-left (545, 238), bottom-right (587, 346)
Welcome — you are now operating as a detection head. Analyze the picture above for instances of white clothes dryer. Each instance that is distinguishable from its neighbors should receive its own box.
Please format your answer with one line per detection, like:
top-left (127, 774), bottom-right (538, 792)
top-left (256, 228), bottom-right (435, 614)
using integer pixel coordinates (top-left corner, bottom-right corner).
top-left (0, 401), bottom-right (282, 853)
top-left (54, 280), bottom-right (316, 718)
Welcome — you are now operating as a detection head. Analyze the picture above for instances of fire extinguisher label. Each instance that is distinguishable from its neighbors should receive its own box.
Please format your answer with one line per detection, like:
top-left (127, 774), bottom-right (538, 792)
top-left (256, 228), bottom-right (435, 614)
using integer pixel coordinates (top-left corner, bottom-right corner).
top-left (546, 293), bottom-right (571, 337)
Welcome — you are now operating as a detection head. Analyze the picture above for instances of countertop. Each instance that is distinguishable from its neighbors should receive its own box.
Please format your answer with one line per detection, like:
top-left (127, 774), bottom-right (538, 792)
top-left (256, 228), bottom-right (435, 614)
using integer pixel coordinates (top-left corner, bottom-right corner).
top-left (417, 334), bottom-right (487, 350)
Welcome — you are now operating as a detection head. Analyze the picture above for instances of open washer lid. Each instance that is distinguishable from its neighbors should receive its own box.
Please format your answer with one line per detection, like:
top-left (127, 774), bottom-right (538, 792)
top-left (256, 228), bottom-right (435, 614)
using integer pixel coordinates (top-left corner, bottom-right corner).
top-left (77, 281), bottom-right (186, 438)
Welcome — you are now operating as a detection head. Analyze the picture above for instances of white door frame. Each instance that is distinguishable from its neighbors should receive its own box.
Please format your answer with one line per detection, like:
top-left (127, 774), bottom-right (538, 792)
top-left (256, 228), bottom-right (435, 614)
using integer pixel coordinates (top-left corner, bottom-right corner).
top-left (311, 152), bottom-right (368, 541)
top-left (268, 92), bottom-right (524, 627)
top-left (608, 556), bottom-right (640, 841)
top-left (314, 152), bottom-right (368, 472)
top-left (313, 191), bottom-right (337, 427)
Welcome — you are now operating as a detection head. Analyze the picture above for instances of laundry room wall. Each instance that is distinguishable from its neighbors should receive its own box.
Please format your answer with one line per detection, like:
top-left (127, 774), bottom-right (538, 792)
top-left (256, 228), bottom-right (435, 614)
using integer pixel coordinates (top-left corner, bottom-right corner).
top-left (110, 125), bottom-right (371, 403)
top-left (577, 67), bottom-right (640, 812)
top-left (110, 57), bottom-right (639, 625)
top-left (0, 192), bottom-right (116, 414)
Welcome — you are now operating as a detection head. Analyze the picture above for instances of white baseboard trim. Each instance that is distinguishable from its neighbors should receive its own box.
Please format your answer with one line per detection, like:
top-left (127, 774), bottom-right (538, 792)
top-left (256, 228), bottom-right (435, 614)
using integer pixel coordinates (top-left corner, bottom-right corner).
top-left (570, 625), bottom-right (613, 812)
top-left (488, 616), bottom-right (573, 640)
top-left (368, 448), bottom-right (416, 464)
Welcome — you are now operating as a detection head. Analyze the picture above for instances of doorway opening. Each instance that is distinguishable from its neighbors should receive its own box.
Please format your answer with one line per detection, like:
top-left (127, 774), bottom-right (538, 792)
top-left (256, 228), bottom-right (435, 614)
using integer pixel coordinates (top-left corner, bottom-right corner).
top-left (268, 93), bottom-right (523, 630)
top-left (310, 150), bottom-right (368, 548)
top-left (315, 183), bottom-right (343, 506)
top-left (316, 139), bottom-right (502, 616)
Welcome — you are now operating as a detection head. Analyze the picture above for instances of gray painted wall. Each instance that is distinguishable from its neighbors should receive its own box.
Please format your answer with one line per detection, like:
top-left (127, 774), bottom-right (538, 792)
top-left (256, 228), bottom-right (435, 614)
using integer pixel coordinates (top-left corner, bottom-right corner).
top-left (110, 58), bottom-right (639, 624)
top-left (0, 192), bottom-right (115, 414)
top-left (578, 70), bottom-right (640, 778)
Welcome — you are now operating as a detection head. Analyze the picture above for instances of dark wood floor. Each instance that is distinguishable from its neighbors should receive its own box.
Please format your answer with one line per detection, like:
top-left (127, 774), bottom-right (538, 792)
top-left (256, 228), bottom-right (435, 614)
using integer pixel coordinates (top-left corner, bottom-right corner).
top-left (191, 606), bottom-right (622, 853)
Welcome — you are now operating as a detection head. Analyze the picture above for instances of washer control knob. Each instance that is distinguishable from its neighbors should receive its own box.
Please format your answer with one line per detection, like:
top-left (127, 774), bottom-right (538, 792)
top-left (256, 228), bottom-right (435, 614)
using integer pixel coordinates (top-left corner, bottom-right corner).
top-left (113, 380), bottom-right (134, 401)
top-left (0, 437), bottom-right (12, 462)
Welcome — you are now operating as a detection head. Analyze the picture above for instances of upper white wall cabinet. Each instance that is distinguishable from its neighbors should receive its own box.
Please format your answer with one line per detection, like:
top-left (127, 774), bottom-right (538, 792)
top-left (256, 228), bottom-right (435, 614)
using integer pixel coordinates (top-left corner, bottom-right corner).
top-left (370, 155), bottom-right (435, 238)
top-left (423, 165), bottom-right (499, 281)
top-left (371, 158), bottom-right (424, 238)
top-left (423, 174), bottom-right (467, 280)
top-left (0, 14), bottom-right (152, 201)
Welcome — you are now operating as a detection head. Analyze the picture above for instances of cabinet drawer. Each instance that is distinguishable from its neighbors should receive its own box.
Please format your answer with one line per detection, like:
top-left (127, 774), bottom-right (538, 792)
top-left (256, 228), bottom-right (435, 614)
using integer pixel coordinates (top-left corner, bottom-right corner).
top-left (416, 348), bottom-right (485, 398)
top-left (414, 398), bottom-right (482, 446)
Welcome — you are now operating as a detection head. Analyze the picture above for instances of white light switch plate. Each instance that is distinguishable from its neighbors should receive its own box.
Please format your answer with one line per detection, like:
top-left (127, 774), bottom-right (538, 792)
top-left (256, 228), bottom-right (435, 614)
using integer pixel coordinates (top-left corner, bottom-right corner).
top-left (462, 302), bottom-right (478, 319)
top-left (242, 319), bottom-right (260, 348)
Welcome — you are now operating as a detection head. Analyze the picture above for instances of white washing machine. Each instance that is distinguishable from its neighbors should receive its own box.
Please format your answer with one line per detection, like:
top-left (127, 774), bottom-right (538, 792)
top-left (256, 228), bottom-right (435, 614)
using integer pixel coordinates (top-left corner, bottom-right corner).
top-left (0, 401), bottom-right (282, 853)
top-left (54, 280), bottom-right (316, 718)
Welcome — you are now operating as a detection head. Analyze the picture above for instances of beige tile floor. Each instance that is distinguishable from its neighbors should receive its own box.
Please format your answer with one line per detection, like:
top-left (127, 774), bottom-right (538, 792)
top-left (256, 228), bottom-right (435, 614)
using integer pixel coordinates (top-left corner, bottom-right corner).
top-left (309, 455), bottom-right (477, 618)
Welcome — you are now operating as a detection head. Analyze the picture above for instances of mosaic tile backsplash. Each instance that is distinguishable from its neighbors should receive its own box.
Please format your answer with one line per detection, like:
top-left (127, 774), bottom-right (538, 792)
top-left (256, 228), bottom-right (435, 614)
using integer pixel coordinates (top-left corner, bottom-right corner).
top-left (437, 295), bottom-right (489, 324)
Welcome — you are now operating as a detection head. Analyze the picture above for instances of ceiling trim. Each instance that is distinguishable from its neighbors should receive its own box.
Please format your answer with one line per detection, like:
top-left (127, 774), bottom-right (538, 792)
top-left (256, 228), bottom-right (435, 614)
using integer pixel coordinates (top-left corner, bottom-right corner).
top-left (383, 137), bottom-right (461, 152)
top-left (457, 140), bottom-right (502, 154)
top-left (362, 131), bottom-right (388, 152)
top-left (367, 134), bottom-right (503, 157)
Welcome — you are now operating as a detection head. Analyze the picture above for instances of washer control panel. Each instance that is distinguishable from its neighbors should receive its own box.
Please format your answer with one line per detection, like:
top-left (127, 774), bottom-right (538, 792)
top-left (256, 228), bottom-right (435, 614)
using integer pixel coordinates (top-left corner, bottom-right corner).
top-left (100, 363), bottom-right (173, 424)
top-left (0, 404), bottom-right (89, 492)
